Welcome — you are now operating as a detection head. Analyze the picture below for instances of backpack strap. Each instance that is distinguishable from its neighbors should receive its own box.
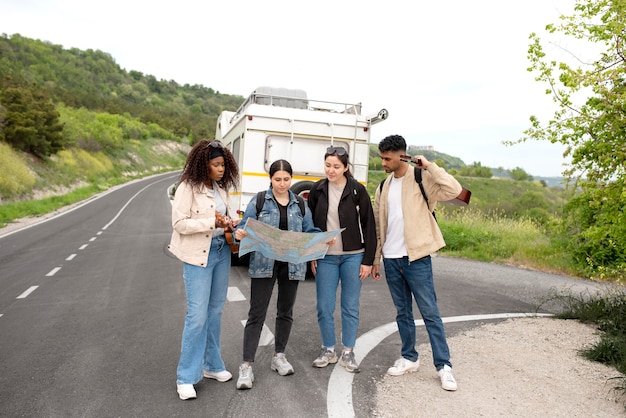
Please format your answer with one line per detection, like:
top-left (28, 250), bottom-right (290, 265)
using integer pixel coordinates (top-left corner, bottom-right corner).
top-left (296, 195), bottom-right (306, 217)
top-left (378, 177), bottom-right (387, 193)
top-left (255, 191), bottom-right (265, 216)
top-left (414, 167), bottom-right (429, 208)
top-left (256, 190), bottom-right (305, 217)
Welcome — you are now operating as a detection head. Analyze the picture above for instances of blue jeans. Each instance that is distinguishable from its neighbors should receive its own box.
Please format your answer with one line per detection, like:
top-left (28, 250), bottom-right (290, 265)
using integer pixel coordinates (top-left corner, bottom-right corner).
top-left (382, 255), bottom-right (451, 370)
top-left (177, 235), bottom-right (230, 385)
top-left (315, 253), bottom-right (364, 349)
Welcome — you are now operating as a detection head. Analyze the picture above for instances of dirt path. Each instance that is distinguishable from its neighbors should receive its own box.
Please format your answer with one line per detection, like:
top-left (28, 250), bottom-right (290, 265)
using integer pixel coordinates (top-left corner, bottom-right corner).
top-left (373, 317), bottom-right (625, 417)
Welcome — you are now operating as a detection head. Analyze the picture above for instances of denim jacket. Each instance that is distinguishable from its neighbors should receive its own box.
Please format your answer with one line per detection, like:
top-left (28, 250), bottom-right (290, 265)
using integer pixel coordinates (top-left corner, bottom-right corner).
top-left (235, 188), bottom-right (320, 280)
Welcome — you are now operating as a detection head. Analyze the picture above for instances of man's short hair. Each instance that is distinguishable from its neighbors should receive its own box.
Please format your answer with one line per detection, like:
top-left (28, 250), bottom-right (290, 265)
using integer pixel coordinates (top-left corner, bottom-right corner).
top-left (378, 135), bottom-right (407, 153)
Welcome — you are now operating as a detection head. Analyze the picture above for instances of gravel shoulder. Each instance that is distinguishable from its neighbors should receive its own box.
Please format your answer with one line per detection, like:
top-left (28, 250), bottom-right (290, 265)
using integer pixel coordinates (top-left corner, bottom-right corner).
top-left (373, 317), bottom-right (625, 417)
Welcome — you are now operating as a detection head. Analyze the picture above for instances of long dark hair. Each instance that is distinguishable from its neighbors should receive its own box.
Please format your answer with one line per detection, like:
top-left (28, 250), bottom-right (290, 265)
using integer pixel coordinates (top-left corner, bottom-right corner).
top-left (180, 139), bottom-right (239, 191)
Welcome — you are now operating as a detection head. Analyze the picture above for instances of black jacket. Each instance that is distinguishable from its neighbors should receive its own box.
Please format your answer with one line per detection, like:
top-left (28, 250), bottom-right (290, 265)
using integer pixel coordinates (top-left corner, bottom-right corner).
top-left (307, 177), bottom-right (376, 266)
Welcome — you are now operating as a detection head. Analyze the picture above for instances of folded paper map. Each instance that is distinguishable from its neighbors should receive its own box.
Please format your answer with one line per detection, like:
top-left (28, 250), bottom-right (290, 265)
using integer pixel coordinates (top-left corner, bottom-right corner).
top-left (238, 218), bottom-right (344, 263)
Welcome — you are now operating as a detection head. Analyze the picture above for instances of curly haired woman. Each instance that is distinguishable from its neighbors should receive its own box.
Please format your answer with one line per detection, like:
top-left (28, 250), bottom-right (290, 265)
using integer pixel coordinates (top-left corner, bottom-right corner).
top-left (168, 139), bottom-right (239, 400)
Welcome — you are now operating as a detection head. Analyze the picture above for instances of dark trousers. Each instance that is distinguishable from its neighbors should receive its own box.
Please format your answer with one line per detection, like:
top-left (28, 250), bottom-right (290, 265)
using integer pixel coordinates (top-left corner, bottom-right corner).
top-left (243, 262), bottom-right (299, 362)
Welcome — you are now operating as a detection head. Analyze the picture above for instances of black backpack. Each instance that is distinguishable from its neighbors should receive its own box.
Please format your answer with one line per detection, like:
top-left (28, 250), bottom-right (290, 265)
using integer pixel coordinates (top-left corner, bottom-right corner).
top-left (379, 167), bottom-right (436, 220)
top-left (255, 191), bottom-right (306, 217)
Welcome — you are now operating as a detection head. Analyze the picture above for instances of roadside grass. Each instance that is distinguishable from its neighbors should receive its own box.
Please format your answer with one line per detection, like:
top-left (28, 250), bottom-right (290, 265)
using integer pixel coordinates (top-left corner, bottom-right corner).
top-left (0, 184), bottom-right (104, 227)
top-left (437, 207), bottom-right (576, 275)
top-left (539, 289), bottom-right (626, 403)
top-left (0, 138), bottom-right (187, 228)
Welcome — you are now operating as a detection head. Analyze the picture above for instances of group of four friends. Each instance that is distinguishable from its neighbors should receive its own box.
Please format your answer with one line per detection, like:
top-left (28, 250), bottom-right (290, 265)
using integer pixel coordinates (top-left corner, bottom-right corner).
top-left (167, 134), bottom-right (463, 401)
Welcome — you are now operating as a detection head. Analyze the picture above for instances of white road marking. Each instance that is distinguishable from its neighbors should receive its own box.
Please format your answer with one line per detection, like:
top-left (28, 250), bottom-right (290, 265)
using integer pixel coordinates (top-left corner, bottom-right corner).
top-left (227, 286), bottom-right (246, 302)
top-left (66, 254), bottom-right (77, 261)
top-left (327, 312), bottom-right (554, 418)
top-left (89, 237), bottom-right (96, 242)
top-left (45, 267), bottom-right (61, 277)
top-left (101, 182), bottom-right (156, 230)
top-left (79, 244), bottom-right (88, 250)
top-left (240, 320), bottom-right (274, 346)
top-left (17, 286), bottom-right (39, 299)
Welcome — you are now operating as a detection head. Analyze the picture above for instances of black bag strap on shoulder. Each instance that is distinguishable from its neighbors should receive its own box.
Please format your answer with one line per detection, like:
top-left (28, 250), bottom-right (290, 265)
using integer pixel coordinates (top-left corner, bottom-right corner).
top-left (256, 191), bottom-right (305, 216)
top-left (379, 167), bottom-right (435, 220)
top-left (413, 167), bottom-right (430, 209)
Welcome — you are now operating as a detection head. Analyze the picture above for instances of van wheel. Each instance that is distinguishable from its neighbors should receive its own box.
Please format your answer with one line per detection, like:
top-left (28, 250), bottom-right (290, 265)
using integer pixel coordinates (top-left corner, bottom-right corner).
top-left (291, 181), bottom-right (314, 200)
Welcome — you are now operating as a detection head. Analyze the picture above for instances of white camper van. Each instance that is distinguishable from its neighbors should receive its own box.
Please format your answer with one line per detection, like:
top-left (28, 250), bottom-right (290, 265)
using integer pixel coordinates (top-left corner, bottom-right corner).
top-left (215, 86), bottom-right (388, 215)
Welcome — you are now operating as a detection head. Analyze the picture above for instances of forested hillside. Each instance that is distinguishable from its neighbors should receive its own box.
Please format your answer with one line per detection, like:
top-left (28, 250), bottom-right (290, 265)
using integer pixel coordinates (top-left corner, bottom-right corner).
top-left (0, 33), bottom-right (243, 144)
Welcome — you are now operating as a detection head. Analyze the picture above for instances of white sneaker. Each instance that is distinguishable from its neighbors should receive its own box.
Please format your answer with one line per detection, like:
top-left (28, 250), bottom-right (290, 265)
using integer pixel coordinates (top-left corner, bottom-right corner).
top-left (271, 353), bottom-right (294, 376)
top-left (203, 369), bottom-right (233, 382)
top-left (386, 357), bottom-right (420, 376)
top-left (438, 365), bottom-right (457, 391)
top-left (339, 350), bottom-right (360, 373)
top-left (236, 363), bottom-right (254, 390)
top-left (176, 383), bottom-right (196, 400)
top-left (312, 349), bottom-right (338, 368)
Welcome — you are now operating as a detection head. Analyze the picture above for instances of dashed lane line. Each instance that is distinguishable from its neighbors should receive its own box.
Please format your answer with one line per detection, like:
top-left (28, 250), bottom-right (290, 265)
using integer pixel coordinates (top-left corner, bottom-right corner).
top-left (16, 286), bottom-right (39, 299)
top-left (45, 267), bottom-right (62, 277)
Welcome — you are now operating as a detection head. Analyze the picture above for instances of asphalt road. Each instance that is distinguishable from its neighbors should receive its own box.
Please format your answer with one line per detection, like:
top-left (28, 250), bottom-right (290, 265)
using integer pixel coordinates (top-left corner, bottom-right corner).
top-left (0, 172), bottom-right (615, 418)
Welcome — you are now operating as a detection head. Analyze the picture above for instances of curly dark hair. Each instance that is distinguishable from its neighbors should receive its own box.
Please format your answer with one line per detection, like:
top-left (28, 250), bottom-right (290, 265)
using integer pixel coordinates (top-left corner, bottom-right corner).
top-left (378, 135), bottom-right (407, 153)
top-left (179, 139), bottom-right (239, 192)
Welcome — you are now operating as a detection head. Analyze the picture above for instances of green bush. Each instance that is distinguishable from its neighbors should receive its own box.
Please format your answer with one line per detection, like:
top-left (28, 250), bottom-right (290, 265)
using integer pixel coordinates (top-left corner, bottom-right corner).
top-left (0, 142), bottom-right (36, 198)
top-left (53, 148), bottom-right (114, 180)
top-left (544, 289), bottom-right (626, 400)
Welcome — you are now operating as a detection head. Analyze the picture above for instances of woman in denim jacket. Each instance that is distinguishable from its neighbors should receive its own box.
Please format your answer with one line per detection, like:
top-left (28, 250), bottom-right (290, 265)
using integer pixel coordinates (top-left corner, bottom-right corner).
top-left (169, 140), bottom-right (239, 401)
top-left (233, 159), bottom-right (321, 390)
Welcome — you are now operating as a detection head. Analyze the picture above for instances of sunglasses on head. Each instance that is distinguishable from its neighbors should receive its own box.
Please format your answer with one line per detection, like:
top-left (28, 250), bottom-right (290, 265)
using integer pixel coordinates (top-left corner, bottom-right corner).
top-left (206, 141), bottom-right (223, 149)
top-left (326, 146), bottom-right (347, 156)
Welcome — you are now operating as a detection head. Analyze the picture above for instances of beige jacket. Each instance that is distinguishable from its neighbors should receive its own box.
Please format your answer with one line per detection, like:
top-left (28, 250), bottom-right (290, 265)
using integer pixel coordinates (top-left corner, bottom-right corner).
top-left (168, 181), bottom-right (233, 267)
top-left (373, 163), bottom-right (462, 263)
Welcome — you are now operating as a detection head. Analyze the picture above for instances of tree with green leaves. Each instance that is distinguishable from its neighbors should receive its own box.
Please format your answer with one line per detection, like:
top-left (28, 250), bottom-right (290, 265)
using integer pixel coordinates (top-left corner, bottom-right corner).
top-left (509, 167), bottom-right (533, 182)
top-left (457, 162), bottom-right (493, 178)
top-left (0, 78), bottom-right (65, 156)
top-left (520, 0), bottom-right (626, 281)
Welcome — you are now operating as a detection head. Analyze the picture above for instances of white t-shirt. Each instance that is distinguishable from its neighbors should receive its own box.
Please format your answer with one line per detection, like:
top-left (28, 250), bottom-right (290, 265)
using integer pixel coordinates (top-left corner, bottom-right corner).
top-left (207, 184), bottom-right (227, 237)
top-left (382, 175), bottom-right (407, 258)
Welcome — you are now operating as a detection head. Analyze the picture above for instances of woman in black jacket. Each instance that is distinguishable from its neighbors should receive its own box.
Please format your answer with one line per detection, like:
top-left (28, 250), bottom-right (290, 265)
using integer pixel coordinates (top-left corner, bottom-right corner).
top-left (307, 146), bottom-right (378, 373)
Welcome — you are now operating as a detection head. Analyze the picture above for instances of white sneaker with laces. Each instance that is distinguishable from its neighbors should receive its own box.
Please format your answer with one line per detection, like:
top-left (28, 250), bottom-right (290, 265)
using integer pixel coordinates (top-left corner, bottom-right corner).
top-left (271, 353), bottom-right (294, 376)
top-left (438, 365), bottom-right (457, 391)
top-left (237, 363), bottom-right (254, 390)
top-left (203, 369), bottom-right (233, 382)
top-left (386, 357), bottom-right (420, 376)
top-left (339, 350), bottom-right (360, 373)
top-left (176, 383), bottom-right (196, 400)
top-left (312, 348), bottom-right (338, 368)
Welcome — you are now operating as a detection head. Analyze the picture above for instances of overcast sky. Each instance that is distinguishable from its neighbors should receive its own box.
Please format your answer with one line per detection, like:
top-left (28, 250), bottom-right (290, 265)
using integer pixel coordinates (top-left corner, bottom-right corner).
top-left (0, 0), bottom-right (578, 177)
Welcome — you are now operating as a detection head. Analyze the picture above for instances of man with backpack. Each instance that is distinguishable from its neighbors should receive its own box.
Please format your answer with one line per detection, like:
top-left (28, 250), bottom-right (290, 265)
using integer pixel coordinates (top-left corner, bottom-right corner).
top-left (371, 134), bottom-right (462, 391)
